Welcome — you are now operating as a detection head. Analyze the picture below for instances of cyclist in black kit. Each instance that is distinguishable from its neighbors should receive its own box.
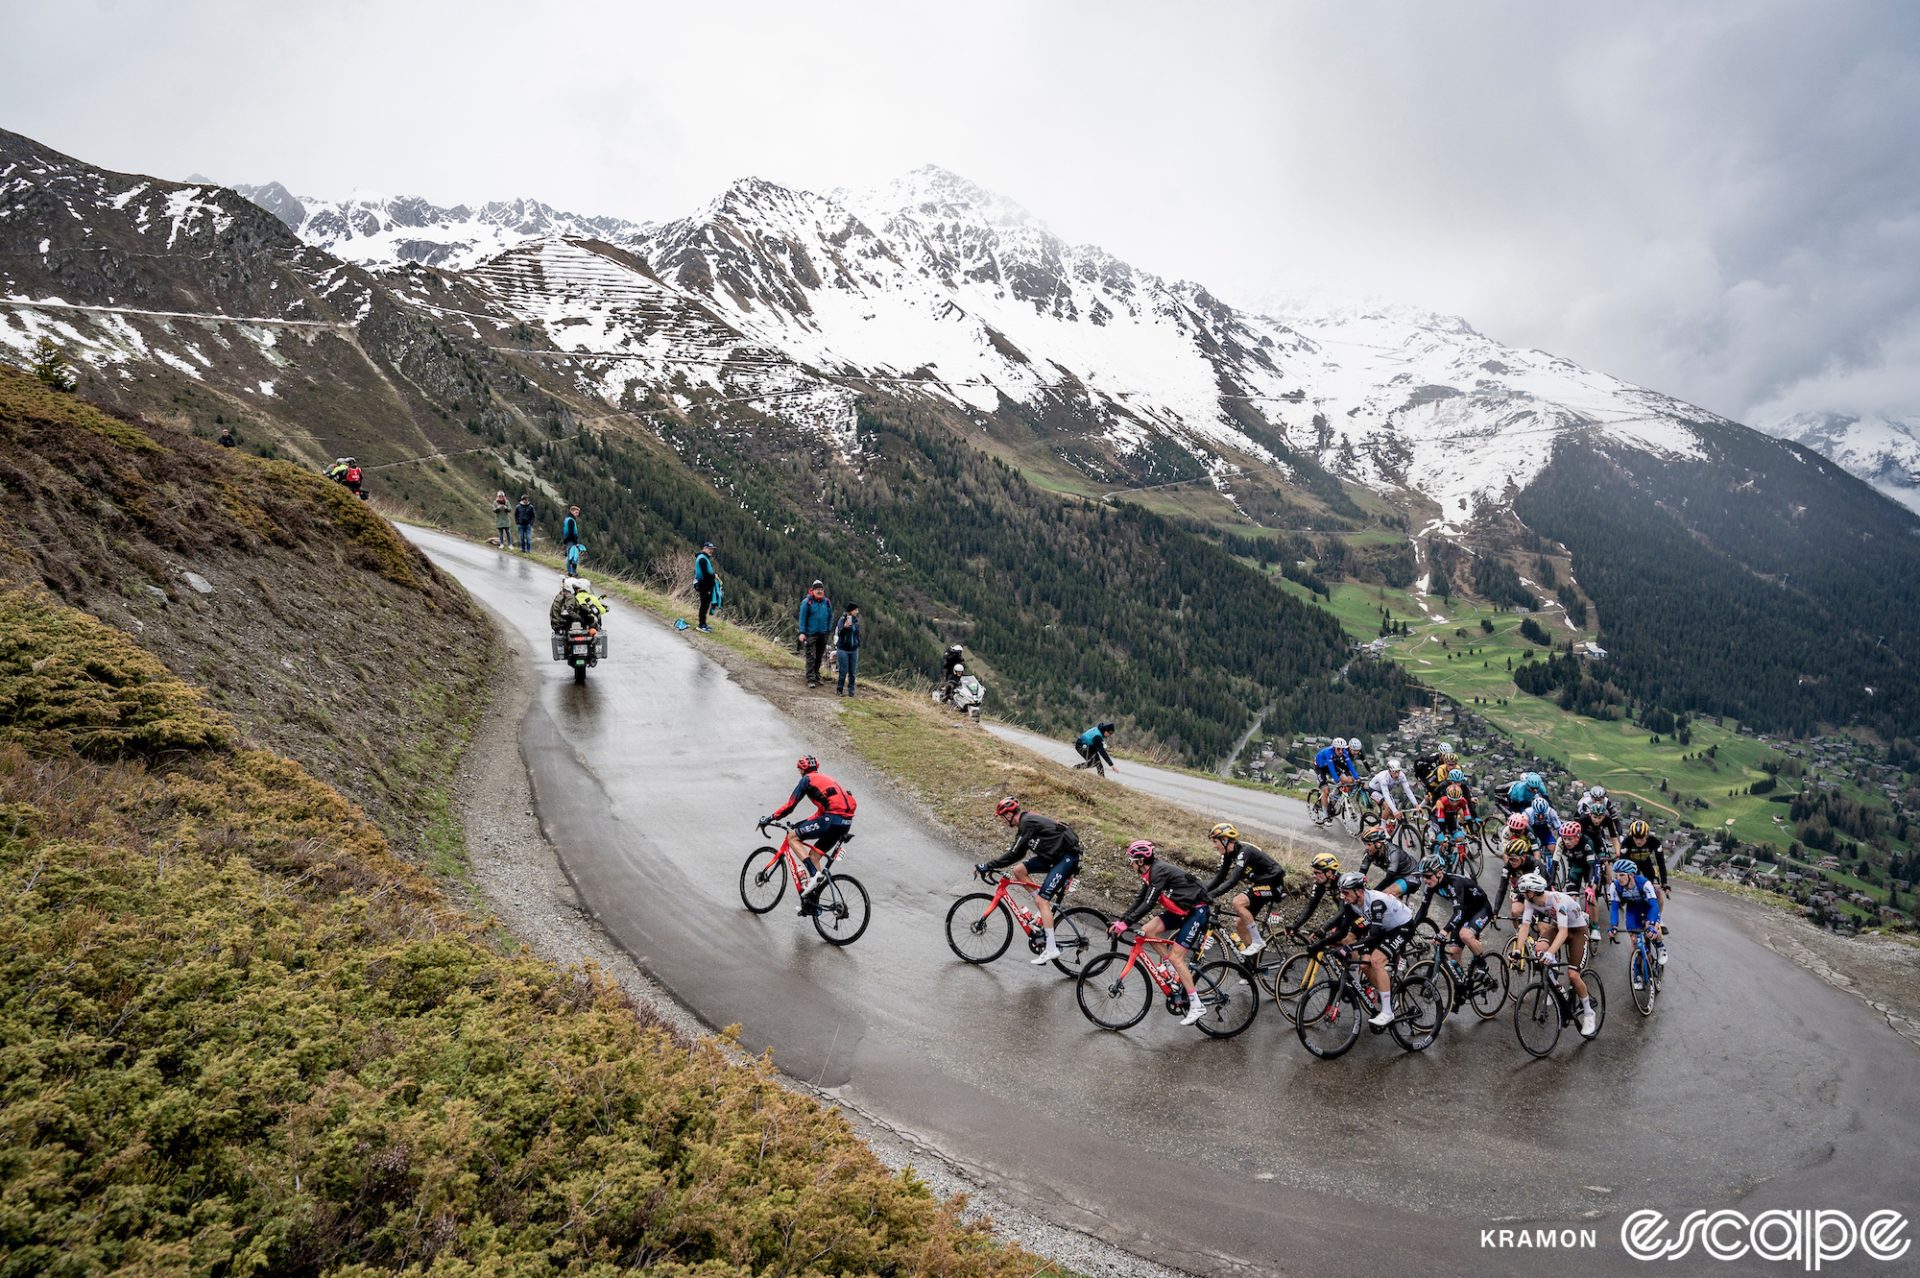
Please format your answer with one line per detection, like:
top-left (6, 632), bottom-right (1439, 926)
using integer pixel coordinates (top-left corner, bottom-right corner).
top-left (1412, 852), bottom-right (1495, 1006)
top-left (1200, 822), bottom-right (1287, 956)
top-left (1285, 852), bottom-right (1344, 938)
top-left (976, 796), bottom-right (1082, 965)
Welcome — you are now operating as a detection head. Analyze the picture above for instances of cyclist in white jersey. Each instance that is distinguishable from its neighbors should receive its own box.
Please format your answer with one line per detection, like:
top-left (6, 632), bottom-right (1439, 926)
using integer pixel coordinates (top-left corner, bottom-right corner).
top-left (1515, 871), bottom-right (1597, 1036)
top-left (1367, 759), bottom-right (1420, 819)
top-left (1310, 871), bottom-right (1415, 1027)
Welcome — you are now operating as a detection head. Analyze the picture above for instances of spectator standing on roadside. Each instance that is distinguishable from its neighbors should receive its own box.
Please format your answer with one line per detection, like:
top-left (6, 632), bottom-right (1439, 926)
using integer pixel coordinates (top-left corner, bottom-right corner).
top-left (694, 541), bottom-right (719, 632)
top-left (798, 579), bottom-right (833, 688)
top-left (834, 602), bottom-right (862, 697)
top-left (514, 495), bottom-right (535, 552)
top-left (561, 504), bottom-right (583, 574)
top-left (492, 491), bottom-right (511, 548)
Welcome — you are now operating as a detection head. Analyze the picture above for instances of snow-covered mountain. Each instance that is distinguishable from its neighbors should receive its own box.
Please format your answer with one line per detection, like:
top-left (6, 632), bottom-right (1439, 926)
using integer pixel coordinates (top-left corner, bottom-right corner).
top-left (1756, 411), bottom-right (1920, 513)
top-left (232, 182), bottom-right (645, 271)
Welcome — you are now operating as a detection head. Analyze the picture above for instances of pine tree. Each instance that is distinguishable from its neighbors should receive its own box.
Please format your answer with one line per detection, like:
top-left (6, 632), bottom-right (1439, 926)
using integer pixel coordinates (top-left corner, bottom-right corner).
top-left (30, 337), bottom-right (76, 392)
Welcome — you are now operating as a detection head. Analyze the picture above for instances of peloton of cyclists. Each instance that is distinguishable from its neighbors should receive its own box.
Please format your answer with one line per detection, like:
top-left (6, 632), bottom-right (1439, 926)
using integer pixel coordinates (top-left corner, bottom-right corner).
top-left (1110, 840), bottom-right (1212, 1026)
top-left (976, 797), bottom-right (1083, 965)
top-left (1201, 822), bottom-right (1288, 956)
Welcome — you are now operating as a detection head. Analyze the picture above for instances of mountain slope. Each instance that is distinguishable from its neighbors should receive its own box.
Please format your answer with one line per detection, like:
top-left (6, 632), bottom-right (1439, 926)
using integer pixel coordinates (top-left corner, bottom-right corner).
top-left (1758, 410), bottom-right (1920, 513)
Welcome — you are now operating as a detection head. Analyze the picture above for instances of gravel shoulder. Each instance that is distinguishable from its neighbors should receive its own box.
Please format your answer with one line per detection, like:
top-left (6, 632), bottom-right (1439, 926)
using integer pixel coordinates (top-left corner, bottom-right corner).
top-left (451, 608), bottom-right (1187, 1278)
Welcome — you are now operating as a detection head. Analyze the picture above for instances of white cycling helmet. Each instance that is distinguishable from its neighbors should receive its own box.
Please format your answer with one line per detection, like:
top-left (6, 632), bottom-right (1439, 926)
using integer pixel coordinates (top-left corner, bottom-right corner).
top-left (1516, 871), bottom-right (1548, 894)
top-left (1333, 737), bottom-right (1348, 749)
top-left (1350, 738), bottom-right (1365, 753)
top-left (1589, 785), bottom-right (1607, 799)
top-left (1439, 742), bottom-right (1453, 754)
top-left (1388, 758), bottom-right (1404, 771)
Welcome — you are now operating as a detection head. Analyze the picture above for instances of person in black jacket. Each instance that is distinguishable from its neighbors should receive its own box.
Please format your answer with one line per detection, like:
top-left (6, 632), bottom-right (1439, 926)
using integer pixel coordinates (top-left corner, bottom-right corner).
top-left (833, 603), bottom-right (862, 696)
top-left (977, 797), bottom-right (1082, 963)
top-left (1201, 822), bottom-right (1287, 957)
top-left (513, 495), bottom-right (536, 552)
top-left (1111, 840), bottom-right (1211, 1025)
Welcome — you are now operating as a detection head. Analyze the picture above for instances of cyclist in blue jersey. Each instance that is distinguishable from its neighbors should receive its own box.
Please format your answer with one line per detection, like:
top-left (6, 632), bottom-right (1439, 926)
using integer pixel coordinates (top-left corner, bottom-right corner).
top-left (1074, 723), bottom-right (1118, 773)
top-left (1525, 793), bottom-right (1561, 854)
top-left (1502, 770), bottom-right (1551, 815)
top-left (1608, 858), bottom-right (1668, 976)
top-left (1313, 737), bottom-right (1361, 819)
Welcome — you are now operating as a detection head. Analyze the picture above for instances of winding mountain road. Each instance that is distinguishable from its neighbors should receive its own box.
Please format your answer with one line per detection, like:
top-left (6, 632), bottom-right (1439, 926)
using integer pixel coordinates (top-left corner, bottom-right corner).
top-left (408, 526), bottom-right (1919, 1278)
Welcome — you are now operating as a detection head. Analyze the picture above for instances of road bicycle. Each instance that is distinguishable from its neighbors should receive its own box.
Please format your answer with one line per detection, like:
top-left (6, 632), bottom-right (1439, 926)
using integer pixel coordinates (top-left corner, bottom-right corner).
top-left (1428, 822), bottom-right (1483, 879)
top-left (740, 820), bottom-right (871, 946)
top-left (1307, 779), bottom-right (1365, 835)
top-left (1293, 941), bottom-right (1444, 1058)
top-left (1611, 926), bottom-right (1663, 1016)
top-left (1511, 945), bottom-right (1607, 1057)
top-left (1427, 930), bottom-right (1509, 1018)
top-left (944, 868), bottom-right (1109, 977)
top-left (1075, 930), bottom-right (1259, 1038)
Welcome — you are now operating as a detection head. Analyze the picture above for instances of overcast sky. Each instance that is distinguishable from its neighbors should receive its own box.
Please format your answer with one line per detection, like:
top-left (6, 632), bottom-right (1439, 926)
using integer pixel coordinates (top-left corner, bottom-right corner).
top-left (4, 0), bottom-right (1915, 424)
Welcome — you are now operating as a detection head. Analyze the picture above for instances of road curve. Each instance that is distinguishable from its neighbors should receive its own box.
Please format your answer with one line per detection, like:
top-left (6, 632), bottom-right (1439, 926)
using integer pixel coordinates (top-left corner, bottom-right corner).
top-left (408, 526), bottom-right (1920, 1278)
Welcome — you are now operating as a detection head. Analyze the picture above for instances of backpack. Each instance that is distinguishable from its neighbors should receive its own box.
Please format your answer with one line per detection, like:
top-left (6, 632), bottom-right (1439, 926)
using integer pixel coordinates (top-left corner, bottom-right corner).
top-left (345, 466), bottom-right (362, 485)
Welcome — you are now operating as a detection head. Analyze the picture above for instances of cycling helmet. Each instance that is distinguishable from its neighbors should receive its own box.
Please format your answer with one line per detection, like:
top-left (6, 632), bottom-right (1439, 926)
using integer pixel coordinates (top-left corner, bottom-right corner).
top-left (1333, 737), bottom-right (1348, 749)
top-left (994, 796), bottom-right (1021, 819)
top-left (1445, 783), bottom-right (1464, 799)
top-left (1311, 852), bottom-right (1341, 873)
top-left (1506, 813), bottom-right (1530, 834)
top-left (1419, 852), bottom-right (1447, 876)
top-left (1612, 858), bottom-right (1639, 876)
top-left (1098, 722), bottom-right (1116, 734)
top-left (1337, 871), bottom-right (1366, 891)
top-left (1524, 771), bottom-right (1543, 789)
top-left (1360, 825), bottom-right (1389, 844)
top-left (1503, 837), bottom-right (1533, 859)
top-left (1350, 738), bottom-right (1365, 753)
top-left (947, 644), bottom-right (963, 655)
top-left (1388, 758), bottom-right (1404, 772)
top-left (1210, 822), bottom-right (1239, 843)
top-left (1589, 786), bottom-right (1607, 800)
top-left (1439, 742), bottom-right (1454, 755)
top-left (1627, 820), bottom-right (1650, 840)
top-left (1559, 821), bottom-right (1584, 845)
top-left (796, 755), bottom-right (819, 773)
top-left (1447, 768), bottom-right (1467, 783)
top-left (1516, 872), bottom-right (1548, 895)
top-left (1124, 839), bottom-right (1156, 863)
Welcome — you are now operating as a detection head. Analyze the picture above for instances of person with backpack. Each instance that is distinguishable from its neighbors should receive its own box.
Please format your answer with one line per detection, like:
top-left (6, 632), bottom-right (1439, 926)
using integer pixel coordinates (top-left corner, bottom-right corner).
top-left (492, 491), bottom-right (512, 548)
top-left (561, 505), bottom-right (583, 574)
top-left (694, 541), bottom-right (719, 632)
top-left (761, 755), bottom-right (857, 916)
top-left (343, 461), bottom-right (364, 498)
top-left (513, 495), bottom-right (535, 552)
top-left (797, 579), bottom-right (832, 688)
top-left (833, 602), bottom-right (862, 697)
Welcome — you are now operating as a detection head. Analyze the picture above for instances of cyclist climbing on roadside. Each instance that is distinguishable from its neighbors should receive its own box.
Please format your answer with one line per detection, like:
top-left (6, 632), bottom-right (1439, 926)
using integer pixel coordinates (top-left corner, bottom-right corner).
top-left (1111, 840), bottom-right (1211, 1026)
top-left (1515, 871), bottom-right (1598, 1036)
top-left (1307, 870), bottom-right (1415, 1027)
top-left (1497, 835), bottom-right (1541, 924)
top-left (1524, 793), bottom-right (1561, 856)
top-left (1313, 737), bottom-right (1361, 819)
top-left (1074, 722), bottom-right (1118, 773)
top-left (1412, 853), bottom-right (1495, 1006)
top-left (1578, 786), bottom-right (1623, 862)
top-left (1367, 759), bottom-right (1420, 820)
top-left (1621, 820), bottom-right (1671, 902)
top-left (1200, 823), bottom-right (1287, 956)
top-left (761, 755), bottom-right (857, 917)
top-left (1608, 857), bottom-right (1669, 976)
top-left (1430, 782), bottom-right (1474, 859)
top-left (1556, 820), bottom-right (1591, 891)
top-left (976, 797), bottom-right (1083, 965)
top-left (1360, 823), bottom-right (1420, 899)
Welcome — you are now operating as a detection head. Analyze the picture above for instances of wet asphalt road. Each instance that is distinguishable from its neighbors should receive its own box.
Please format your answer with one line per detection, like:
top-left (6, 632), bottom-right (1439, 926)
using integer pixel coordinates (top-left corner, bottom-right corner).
top-left (408, 526), bottom-right (1920, 1278)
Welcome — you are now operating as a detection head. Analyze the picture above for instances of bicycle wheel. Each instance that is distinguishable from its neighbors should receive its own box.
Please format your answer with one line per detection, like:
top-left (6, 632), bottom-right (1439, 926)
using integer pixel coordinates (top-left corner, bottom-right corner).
top-left (944, 893), bottom-right (1013, 964)
top-left (1050, 908), bottom-right (1110, 978)
top-left (1338, 796), bottom-right (1363, 836)
top-left (1076, 952), bottom-right (1152, 1031)
top-left (1393, 820), bottom-right (1420, 858)
top-left (1409, 956), bottom-right (1454, 1019)
top-left (811, 873), bottom-right (870, 946)
top-left (1390, 969), bottom-right (1445, 1052)
top-left (1631, 949), bottom-right (1655, 1015)
top-left (1578, 968), bottom-right (1607, 1039)
top-left (1467, 952), bottom-right (1509, 1019)
top-left (1308, 790), bottom-right (1327, 824)
top-left (1513, 980), bottom-right (1562, 1058)
top-left (1193, 960), bottom-right (1260, 1039)
top-left (739, 847), bottom-right (788, 914)
top-left (1295, 973), bottom-right (1364, 1059)
top-left (1269, 949), bottom-right (1321, 1008)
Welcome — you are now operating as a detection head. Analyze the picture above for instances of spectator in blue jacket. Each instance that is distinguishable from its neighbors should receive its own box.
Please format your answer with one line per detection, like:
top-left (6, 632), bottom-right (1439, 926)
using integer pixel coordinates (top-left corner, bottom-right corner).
top-left (798, 579), bottom-right (833, 688)
top-left (834, 603), bottom-right (862, 697)
top-left (693, 541), bottom-right (718, 632)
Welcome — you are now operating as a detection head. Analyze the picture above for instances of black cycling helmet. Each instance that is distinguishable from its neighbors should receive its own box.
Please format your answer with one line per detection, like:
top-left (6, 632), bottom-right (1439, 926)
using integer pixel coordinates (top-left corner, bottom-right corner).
top-left (1098, 722), bottom-right (1115, 733)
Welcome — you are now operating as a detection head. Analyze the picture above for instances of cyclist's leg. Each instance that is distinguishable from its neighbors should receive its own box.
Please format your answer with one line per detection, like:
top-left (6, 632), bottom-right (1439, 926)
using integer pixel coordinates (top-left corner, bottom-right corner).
top-left (1034, 853), bottom-right (1078, 931)
top-left (1565, 929), bottom-right (1591, 1001)
top-left (1164, 909), bottom-right (1204, 995)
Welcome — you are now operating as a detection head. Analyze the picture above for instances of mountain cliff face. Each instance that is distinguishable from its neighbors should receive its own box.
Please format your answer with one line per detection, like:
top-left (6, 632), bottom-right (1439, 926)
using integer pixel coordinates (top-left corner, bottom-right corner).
top-left (1758, 411), bottom-right (1920, 513)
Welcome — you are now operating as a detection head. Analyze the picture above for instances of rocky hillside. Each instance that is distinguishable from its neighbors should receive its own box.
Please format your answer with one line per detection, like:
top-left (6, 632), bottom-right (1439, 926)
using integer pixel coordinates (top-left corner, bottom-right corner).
top-left (0, 366), bottom-right (488, 864)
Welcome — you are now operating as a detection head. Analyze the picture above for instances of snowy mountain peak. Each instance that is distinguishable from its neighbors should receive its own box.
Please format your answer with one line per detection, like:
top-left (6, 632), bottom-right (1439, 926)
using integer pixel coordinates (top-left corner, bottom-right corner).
top-left (1759, 410), bottom-right (1920, 512)
top-left (845, 165), bottom-right (1041, 233)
